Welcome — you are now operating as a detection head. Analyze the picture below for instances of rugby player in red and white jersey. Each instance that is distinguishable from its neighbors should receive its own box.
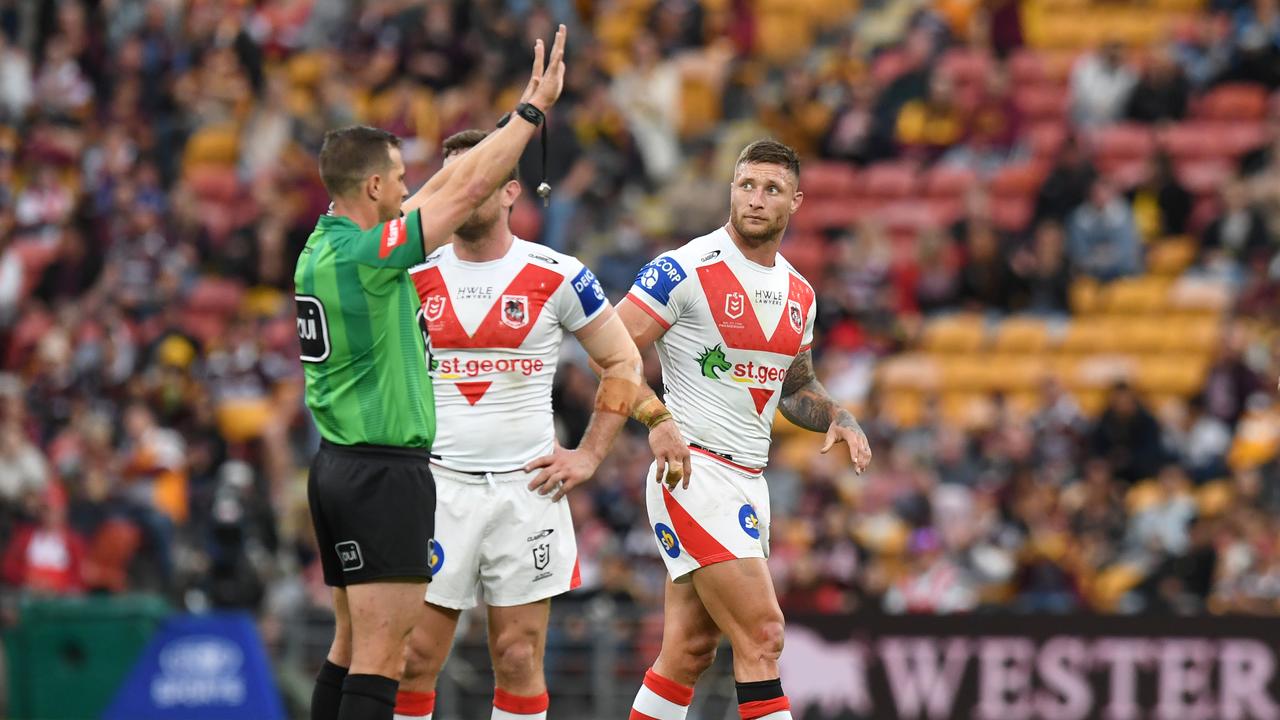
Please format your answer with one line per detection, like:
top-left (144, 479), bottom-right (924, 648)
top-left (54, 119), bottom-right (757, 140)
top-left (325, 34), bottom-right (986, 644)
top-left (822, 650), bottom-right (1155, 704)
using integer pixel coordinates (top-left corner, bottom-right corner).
top-left (391, 129), bottom-right (641, 720)
top-left (617, 140), bottom-right (873, 720)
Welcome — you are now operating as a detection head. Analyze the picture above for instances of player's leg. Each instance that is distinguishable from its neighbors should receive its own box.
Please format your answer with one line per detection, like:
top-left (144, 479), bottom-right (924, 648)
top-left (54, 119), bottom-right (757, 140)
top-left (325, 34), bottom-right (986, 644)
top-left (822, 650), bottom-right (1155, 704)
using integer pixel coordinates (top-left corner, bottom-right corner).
top-left (309, 449), bottom-right (350, 720)
top-left (630, 577), bottom-right (720, 720)
top-left (690, 558), bottom-right (792, 720)
top-left (313, 587), bottom-right (352, 720)
top-left (313, 446), bottom-right (438, 720)
top-left (487, 600), bottom-right (551, 719)
top-left (394, 602), bottom-right (460, 720)
top-left (340, 580), bottom-right (428, 720)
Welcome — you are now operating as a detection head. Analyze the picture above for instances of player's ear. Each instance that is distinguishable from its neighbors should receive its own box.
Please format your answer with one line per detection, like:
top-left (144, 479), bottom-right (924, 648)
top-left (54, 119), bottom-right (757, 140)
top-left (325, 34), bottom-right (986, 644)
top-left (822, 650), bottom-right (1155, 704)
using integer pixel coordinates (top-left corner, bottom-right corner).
top-left (366, 172), bottom-right (382, 203)
top-left (790, 188), bottom-right (804, 214)
top-left (501, 179), bottom-right (522, 209)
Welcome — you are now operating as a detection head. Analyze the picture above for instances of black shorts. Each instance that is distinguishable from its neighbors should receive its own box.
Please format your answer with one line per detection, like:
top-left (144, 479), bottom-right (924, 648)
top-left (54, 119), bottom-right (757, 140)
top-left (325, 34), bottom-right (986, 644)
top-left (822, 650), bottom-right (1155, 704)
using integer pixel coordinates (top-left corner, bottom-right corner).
top-left (307, 440), bottom-right (436, 587)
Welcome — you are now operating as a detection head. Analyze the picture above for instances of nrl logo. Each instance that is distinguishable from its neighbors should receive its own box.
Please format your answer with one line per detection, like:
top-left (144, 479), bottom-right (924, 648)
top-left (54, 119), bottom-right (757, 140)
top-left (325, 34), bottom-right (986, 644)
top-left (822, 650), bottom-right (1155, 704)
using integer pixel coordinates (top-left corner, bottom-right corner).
top-left (724, 292), bottom-right (746, 319)
top-left (501, 294), bottom-right (529, 328)
top-left (532, 543), bottom-right (551, 570)
top-left (423, 295), bottom-right (446, 322)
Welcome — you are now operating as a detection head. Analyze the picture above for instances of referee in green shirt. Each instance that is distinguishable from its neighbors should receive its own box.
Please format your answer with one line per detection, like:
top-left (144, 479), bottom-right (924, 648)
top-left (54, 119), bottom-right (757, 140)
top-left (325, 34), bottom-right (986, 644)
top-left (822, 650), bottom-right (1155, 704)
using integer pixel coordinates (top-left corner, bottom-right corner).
top-left (297, 27), bottom-right (568, 720)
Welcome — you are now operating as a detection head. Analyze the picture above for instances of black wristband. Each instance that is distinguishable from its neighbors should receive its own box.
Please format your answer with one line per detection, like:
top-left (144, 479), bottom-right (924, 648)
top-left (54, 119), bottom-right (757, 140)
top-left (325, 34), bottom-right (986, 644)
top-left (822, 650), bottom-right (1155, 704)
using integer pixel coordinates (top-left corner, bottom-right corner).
top-left (513, 102), bottom-right (544, 127)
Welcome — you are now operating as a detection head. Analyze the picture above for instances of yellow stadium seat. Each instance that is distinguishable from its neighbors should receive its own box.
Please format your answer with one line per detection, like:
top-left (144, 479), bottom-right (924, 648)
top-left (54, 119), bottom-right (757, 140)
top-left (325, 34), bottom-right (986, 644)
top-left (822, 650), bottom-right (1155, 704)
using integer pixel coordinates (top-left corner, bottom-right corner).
top-left (1104, 277), bottom-right (1171, 314)
top-left (1070, 277), bottom-right (1103, 315)
top-left (993, 316), bottom-right (1052, 354)
top-left (1007, 391), bottom-right (1044, 420)
top-left (183, 125), bottom-right (240, 168)
top-left (1136, 357), bottom-right (1209, 396)
top-left (1196, 479), bottom-right (1233, 517)
top-left (1156, 316), bottom-right (1221, 354)
top-left (1089, 563), bottom-right (1145, 612)
top-left (987, 355), bottom-right (1046, 393)
top-left (678, 74), bottom-right (722, 138)
top-left (940, 357), bottom-right (990, 392)
top-left (1073, 389), bottom-right (1108, 417)
top-left (875, 354), bottom-right (941, 392)
top-left (1059, 318), bottom-right (1115, 354)
top-left (921, 314), bottom-right (987, 353)
top-left (1148, 237), bottom-right (1197, 276)
top-left (1108, 317), bottom-right (1166, 355)
top-left (881, 393), bottom-right (926, 428)
top-left (940, 392), bottom-right (997, 431)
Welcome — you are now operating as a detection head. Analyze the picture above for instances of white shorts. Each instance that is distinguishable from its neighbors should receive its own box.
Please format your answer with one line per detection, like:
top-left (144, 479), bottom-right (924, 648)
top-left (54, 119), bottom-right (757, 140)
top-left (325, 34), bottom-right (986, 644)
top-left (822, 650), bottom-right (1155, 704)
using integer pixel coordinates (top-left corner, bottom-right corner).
top-left (645, 446), bottom-right (772, 582)
top-left (426, 463), bottom-right (580, 610)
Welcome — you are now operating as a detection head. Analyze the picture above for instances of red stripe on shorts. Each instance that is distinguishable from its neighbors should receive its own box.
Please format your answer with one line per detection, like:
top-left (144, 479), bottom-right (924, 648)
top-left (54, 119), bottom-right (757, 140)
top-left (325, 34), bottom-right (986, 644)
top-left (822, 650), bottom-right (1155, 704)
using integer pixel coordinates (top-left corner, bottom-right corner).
top-left (662, 487), bottom-right (735, 566)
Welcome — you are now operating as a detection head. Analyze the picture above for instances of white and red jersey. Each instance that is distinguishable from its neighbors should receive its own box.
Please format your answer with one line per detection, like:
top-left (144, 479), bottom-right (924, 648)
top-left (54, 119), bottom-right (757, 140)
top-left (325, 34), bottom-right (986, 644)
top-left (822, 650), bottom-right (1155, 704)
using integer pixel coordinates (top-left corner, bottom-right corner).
top-left (625, 227), bottom-right (816, 469)
top-left (409, 238), bottom-right (608, 472)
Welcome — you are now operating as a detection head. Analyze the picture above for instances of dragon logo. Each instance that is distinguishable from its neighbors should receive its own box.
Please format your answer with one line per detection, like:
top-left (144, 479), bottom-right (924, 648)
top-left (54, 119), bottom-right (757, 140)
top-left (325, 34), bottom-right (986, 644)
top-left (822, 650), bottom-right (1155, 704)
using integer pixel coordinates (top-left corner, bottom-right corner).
top-left (697, 344), bottom-right (732, 380)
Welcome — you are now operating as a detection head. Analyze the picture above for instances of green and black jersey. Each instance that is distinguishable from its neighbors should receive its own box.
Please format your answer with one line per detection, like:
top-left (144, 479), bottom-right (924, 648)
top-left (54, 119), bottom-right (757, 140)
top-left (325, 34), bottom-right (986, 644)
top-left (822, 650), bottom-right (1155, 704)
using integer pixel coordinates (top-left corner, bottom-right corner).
top-left (294, 209), bottom-right (435, 449)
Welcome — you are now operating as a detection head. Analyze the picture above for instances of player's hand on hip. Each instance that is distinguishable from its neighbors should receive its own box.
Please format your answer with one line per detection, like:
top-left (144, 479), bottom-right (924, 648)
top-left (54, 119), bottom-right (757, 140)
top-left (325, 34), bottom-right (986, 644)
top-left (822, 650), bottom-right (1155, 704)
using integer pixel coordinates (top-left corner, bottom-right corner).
top-left (649, 419), bottom-right (691, 491)
top-left (527, 24), bottom-right (567, 112)
top-left (525, 442), bottom-right (599, 502)
top-left (822, 417), bottom-right (872, 475)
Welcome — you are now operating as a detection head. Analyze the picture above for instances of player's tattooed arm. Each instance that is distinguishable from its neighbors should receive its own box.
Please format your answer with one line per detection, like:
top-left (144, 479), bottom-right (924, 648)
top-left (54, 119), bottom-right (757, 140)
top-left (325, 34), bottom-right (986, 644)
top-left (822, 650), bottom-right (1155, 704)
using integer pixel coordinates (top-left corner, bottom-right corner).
top-left (779, 350), bottom-right (872, 473)
top-left (779, 350), bottom-right (853, 431)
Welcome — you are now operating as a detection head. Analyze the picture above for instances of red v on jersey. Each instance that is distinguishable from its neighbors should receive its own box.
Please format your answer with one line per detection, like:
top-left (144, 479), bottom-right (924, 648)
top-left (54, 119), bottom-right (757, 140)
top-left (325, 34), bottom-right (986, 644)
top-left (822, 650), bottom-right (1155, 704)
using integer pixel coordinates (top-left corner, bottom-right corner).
top-left (455, 382), bottom-right (492, 406)
top-left (412, 264), bottom-right (564, 348)
top-left (748, 387), bottom-right (775, 415)
top-left (696, 262), bottom-right (814, 355)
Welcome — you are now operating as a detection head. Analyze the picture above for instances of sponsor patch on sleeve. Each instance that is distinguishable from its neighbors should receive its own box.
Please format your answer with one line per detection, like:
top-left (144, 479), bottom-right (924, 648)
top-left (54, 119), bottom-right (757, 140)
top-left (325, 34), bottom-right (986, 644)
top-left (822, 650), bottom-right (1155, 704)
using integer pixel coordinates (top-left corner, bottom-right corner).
top-left (571, 266), bottom-right (607, 317)
top-left (633, 255), bottom-right (686, 306)
top-left (379, 217), bottom-right (406, 258)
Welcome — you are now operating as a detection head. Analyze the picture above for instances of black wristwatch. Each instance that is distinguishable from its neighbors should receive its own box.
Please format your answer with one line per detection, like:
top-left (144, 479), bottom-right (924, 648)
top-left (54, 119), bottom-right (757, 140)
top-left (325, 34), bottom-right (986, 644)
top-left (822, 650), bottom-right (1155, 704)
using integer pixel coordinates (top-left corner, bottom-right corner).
top-left (497, 102), bottom-right (545, 129)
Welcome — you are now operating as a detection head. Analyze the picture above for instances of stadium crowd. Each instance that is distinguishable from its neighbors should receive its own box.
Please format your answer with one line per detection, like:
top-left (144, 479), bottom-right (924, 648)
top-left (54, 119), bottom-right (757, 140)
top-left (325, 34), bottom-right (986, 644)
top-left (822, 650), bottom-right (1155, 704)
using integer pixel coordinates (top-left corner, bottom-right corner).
top-left (3, 0), bottom-right (1280, 653)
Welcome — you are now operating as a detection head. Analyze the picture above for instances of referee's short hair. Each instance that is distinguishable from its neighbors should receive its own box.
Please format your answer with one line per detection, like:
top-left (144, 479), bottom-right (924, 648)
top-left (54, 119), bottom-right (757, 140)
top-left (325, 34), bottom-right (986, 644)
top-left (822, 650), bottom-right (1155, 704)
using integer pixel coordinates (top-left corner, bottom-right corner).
top-left (442, 129), bottom-right (518, 184)
top-left (735, 139), bottom-right (801, 182)
top-left (319, 126), bottom-right (402, 198)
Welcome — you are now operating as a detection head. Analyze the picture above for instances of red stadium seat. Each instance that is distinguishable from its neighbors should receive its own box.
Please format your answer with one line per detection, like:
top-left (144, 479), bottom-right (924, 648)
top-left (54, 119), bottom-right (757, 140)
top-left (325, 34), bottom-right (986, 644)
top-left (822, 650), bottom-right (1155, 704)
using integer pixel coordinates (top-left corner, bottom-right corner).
top-left (1015, 85), bottom-right (1070, 122)
top-left (879, 200), bottom-right (947, 233)
top-left (991, 196), bottom-right (1033, 233)
top-left (989, 163), bottom-right (1046, 200)
top-left (1177, 160), bottom-right (1232, 196)
top-left (1009, 49), bottom-right (1048, 86)
top-left (1158, 122), bottom-right (1222, 160)
top-left (861, 162), bottom-right (919, 200)
top-left (1195, 83), bottom-right (1270, 121)
top-left (1027, 121), bottom-right (1068, 160)
top-left (923, 166), bottom-right (978, 198)
top-left (1222, 121), bottom-right (1267, 156)
top-left (802, 162), bottom-right (859, 199)
top-left (1091, 123), bottom-right (1156, 170)
top-left (938, 48), bottom-right (993, 86)
top-left (187, 278), bottom-right (246, 315)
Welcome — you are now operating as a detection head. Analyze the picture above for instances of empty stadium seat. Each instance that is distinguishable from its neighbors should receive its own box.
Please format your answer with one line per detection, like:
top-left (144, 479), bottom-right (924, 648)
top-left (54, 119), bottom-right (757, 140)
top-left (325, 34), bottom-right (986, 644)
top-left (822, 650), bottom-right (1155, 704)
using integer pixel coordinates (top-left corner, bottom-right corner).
top-left (875, 353), bottom-right (941, 392)
top-left (1195, 83), bottom-right (1270, 122)
top-left (992, 316), bottom-right (1052, 354)
top-left (1015, 85), bottom-right (1071, 122)
top-left (921, 314), bottom-right (987, 353)
top-left (1147, 237), bottom-right (1196, 276)
top-left (1103, 277), bottom-right (1171, 314)
top-left (861, 162), bottom-right (919, 199)
top-left (923, 165), bottom-right (978, 198)
top-left (989, 162), bottom-right (1047, 199)
top-left (1091, 123), bottom-right (1156, 170)
top-left (802, 162), bottom-right (859, 199)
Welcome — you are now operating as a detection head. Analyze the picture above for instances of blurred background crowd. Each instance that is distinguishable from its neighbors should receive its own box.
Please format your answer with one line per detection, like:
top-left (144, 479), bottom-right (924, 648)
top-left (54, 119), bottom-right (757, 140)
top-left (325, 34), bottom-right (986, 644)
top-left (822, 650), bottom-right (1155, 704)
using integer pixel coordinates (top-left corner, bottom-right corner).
top-left (4, 0), bottom-right (1280, 684)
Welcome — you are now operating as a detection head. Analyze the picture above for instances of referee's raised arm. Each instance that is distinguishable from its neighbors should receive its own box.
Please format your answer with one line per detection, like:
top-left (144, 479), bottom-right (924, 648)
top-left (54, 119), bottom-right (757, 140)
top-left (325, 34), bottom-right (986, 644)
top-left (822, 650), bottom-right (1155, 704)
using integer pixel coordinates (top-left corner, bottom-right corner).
top-left (403, 24), bottom-right (568, 255)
